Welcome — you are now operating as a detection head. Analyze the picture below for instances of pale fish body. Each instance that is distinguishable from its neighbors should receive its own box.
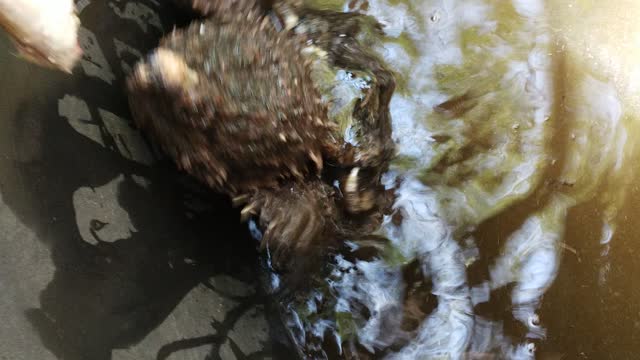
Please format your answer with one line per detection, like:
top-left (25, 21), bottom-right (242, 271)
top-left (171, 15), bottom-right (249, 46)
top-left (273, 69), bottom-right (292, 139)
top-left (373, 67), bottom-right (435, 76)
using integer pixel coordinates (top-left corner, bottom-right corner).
top-left (0, 0), bottom-right (81, 72)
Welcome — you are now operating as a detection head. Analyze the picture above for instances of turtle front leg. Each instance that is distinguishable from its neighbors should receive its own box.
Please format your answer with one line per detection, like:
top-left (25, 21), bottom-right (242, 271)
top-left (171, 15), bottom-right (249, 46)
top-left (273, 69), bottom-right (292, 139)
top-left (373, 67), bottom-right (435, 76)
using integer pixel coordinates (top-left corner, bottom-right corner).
top-left (300, 11), bottom-right (397, 215)
top-left (240, 181), bottom-right (339, 288)
top-left (328, 35), bottom-right (396, 169)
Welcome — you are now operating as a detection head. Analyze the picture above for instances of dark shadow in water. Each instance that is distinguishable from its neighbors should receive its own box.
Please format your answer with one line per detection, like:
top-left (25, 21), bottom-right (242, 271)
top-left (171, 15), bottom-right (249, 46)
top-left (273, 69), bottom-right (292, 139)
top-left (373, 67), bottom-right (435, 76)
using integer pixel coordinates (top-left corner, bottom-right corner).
top-left (471, 48), bottom-right (640, 359)
top-left (0, 1), bottom-right (279, 359)
top-left (469, 47), bottom-right (577, 347)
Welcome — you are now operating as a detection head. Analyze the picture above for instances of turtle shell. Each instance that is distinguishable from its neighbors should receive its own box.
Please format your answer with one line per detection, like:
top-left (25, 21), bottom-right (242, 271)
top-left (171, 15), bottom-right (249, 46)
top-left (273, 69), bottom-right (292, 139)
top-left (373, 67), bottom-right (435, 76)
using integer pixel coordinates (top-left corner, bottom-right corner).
top-left (171, 0), bottom-right (258, 17)
top-left (127, 10), bottom-right (335, 193)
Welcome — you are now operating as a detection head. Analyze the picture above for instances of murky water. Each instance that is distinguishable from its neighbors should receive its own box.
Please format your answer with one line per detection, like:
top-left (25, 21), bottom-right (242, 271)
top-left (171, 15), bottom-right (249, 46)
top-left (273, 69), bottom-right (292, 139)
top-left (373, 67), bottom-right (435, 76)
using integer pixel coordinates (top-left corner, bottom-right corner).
top-left (266, 0), bottom-right (640, 358)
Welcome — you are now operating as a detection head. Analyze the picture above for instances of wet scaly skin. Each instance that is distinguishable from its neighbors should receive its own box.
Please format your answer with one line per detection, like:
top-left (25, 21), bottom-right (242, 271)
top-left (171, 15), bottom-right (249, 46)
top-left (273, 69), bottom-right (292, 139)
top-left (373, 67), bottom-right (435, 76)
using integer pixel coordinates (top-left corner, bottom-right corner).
top-left (126, 0), bottom-right (395, 280)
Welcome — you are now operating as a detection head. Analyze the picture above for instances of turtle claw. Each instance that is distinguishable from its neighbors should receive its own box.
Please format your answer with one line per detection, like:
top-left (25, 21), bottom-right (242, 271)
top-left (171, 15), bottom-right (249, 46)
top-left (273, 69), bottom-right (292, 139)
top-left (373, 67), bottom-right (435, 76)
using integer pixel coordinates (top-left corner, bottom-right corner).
top-left (249, 181), bottom-right (338, 281)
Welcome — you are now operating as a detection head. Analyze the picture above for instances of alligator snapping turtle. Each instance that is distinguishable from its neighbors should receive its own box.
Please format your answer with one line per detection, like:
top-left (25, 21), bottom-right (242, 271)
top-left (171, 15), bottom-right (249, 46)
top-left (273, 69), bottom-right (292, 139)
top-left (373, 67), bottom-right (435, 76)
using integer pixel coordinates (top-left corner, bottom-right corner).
top-left (126, 0), bottom-right (395, 279)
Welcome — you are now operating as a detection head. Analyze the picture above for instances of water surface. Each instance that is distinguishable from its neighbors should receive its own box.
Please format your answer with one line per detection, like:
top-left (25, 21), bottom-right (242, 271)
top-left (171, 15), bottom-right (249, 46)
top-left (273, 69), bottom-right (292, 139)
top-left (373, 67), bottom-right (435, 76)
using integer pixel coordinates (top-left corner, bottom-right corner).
top-left (272, 0), bottom-right (640, 358)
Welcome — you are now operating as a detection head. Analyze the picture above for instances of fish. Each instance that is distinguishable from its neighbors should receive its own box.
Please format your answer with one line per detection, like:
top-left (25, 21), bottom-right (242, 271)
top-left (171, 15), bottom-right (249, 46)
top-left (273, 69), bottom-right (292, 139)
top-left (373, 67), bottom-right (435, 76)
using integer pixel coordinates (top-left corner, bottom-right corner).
top-left (0, 0), bottom-right (82, 73)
